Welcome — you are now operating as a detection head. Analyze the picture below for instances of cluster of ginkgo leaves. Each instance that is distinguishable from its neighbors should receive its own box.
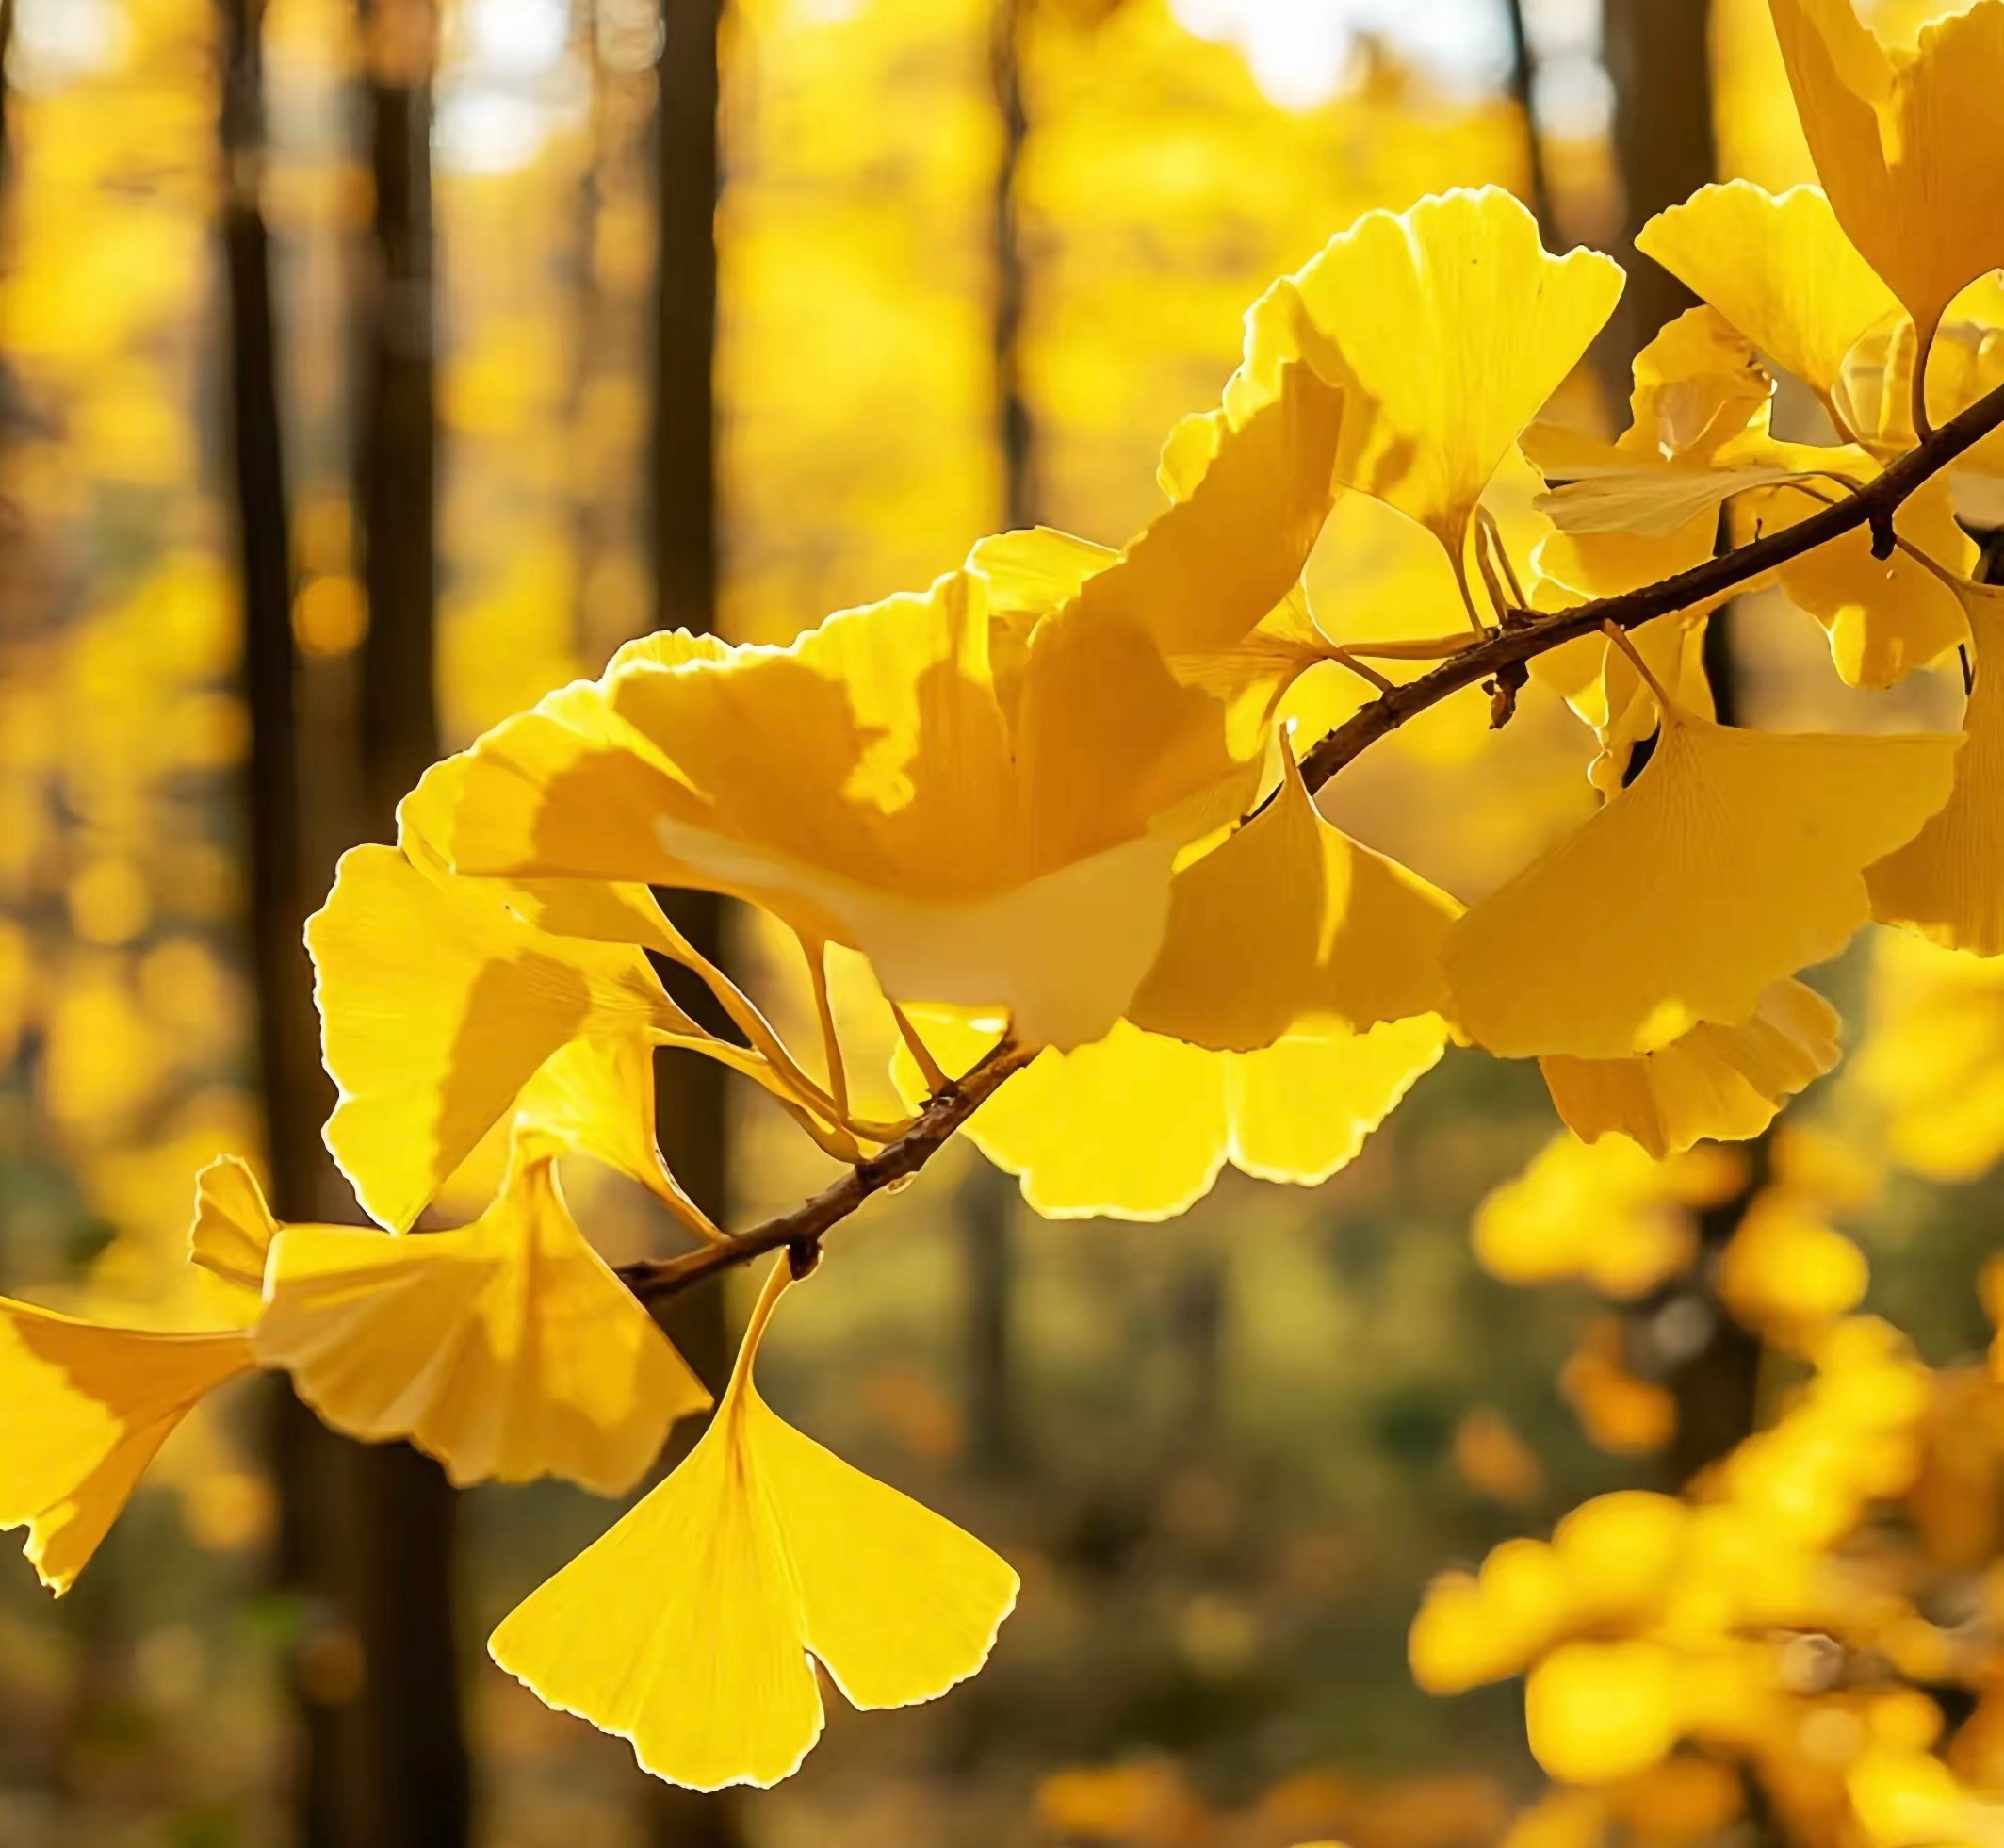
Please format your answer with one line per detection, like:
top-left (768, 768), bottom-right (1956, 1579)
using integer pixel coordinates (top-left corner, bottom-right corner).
top-left (10, 0), bottom-right (2004, 1798)
top-left (1417, 1178), bottom-right (2004, 1848)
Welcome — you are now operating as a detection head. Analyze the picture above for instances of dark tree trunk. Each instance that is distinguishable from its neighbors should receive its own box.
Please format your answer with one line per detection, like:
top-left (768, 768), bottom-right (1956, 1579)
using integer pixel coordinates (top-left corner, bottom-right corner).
top-left (357, 15), bottom-right (440, 830)
top-left (644, 6), bottom-right (741, 1841)
top-left (219, 0), bottom-right (318, 1228)
top-left (1654, 578), bottom-right (1766, 1486)
top-left (1602, 0), bottom-right (1715, 362)
top-left (1499, 0), bottom-right (1557, 244)
top-left (990, 0), bottom-right (1034, 532)
top-left (652, 0), bottom-right (719, 643)
top-left (1596, 1), bottom-right (1764, 1485)
top-left (253, 8), bottom-right (472, 1844)
top-left (957, 0), bottom-right (1036, 1480)
top-left (0, 0), bottom-right (16, 204)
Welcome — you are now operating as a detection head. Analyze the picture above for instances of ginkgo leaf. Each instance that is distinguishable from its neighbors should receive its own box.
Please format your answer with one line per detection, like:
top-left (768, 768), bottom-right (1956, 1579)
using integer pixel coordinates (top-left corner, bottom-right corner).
top-left (1532, 616), bottom-right (1713, 796)
top-left (1527, 307), bottom-right (1774, 656)
top-left (1444, 702), bottom-right (1959, 1058)
top-left (1538, 460), bottom-right (1811, 538)
top-left (489, 1262), bottom-right (1018, 1791)
top-left (1540, 979), bottom-right (1843, 1159)
top-left (308, 796), bottom-right (725, 1233)
top-left (513, 1034), bottom-right (691, 1216)
top-left (898, 1013), bottom-right (1445, 1221)
top-left (1869, 581), bottom-right (2004, 952)
top-left (1636, 181), bottom-right (1900, 396)
top-left (256, 1144), bottom-right (709, 1496)
top-left (1243, 186), bottom-right (1623, 571)
top-left (0, 1302), bottom-right (254, 1593)
top-left (457, 372), bottom-right (1347, 1051)
top-left (1769, 0), bottom-right (2004, 345)
top-left (1748, 470), bottom-right (1972, 689)
top-left (1224, 1026), bottom-right (1451, 1186)
top-left (188, 1153), bottom-right (281, 1300)
top-left (1127, 751), bottom-right (1459, 1053)
top-left (968, 526), bottom-right (1117, 621)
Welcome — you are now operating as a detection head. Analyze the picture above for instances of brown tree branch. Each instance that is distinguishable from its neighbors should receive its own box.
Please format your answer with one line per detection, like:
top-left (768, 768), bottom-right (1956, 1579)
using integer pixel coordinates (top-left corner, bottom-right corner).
top-left (1298, 373), bottom-right (2004, 793)
top-left (616, 1039), bottom-right (1037, 1302)
top-left (614, 368), bottom-right (2004, 1310)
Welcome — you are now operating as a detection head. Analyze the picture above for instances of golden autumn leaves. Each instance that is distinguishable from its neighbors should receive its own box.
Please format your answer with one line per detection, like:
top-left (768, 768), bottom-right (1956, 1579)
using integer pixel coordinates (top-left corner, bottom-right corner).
top-left (11, 0), bottom-right (2004, 1798)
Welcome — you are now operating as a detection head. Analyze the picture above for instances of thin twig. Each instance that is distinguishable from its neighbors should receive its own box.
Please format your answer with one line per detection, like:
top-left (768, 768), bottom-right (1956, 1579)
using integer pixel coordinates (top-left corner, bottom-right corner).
top-left (616, 1038), bottom-right (1035, 1301)
top-left (1297, 371), bottom-right (2004, 793)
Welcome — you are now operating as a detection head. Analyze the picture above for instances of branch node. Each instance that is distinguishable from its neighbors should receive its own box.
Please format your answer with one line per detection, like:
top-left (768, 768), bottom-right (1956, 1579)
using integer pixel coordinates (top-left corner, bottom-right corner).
top-left (787, 1236), bottom-right (822, 1281)
top-left (1484, 660), bottom-right (1528, 730)
top-left (1869, 509), bottom-right (1897, 561)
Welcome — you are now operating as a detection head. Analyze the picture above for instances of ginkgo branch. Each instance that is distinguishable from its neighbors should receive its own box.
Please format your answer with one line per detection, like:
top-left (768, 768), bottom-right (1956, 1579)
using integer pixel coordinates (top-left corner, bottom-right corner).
top-left (613, 368), bottom-right (2004, 1311)
top-left (1297, 369), bottom-right (2004, 793)
top-left (615, 1037), bottom-right (1035, 1303)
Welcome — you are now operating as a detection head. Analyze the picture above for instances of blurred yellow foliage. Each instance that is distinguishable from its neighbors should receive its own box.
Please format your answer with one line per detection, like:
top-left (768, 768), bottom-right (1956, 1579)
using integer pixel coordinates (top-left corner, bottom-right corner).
top-left (1473, 1133), bottom-right (1742, 1300)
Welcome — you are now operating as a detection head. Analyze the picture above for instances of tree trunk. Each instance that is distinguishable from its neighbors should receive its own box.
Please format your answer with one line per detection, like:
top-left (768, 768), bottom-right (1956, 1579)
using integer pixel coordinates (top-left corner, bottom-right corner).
top-left (644, 6), bottom-right (741, 1841)
top-left (1596, 1), bottom-right (1764, 1485)
top-left (1499, 0), bottom-right (1557, 244)
top-left (0, 0), bottom-right (16, 203)
top-left (1601, 0), bottom-right (1715, 363)
top-left (953, 0), bottom-right (1035, 1483)
top-left (252, 7), bottom-right (472, 1843)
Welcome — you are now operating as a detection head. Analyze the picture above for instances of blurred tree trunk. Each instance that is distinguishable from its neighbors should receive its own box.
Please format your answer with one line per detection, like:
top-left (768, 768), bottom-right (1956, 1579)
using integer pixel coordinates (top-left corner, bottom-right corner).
top-left (212, 8), bottom-right (380, 1845)
top-left (1601, 0), bottom-right (1714, 368)
top-left (1651, 608), bottom-right (1768, 1484)
top-left (644, 4), bottom-right (741, 1841)
top-left (219, 0), bottom-right (316, 1224)
top-left (957, 0), bottom-right (1034, 1482)
top-left (0, 0), bottom-right (15, 199)
top-left (238, 5), bottom-right (473, 1844)
top-left (1599, 0), bottom-right (1763, 1485)
top-left (991, 0), bottom-right (1033, 534)
top-left (357, 0), bottom-right (439, 818)
top-left (1499, 0), bottom-right (1556, 244)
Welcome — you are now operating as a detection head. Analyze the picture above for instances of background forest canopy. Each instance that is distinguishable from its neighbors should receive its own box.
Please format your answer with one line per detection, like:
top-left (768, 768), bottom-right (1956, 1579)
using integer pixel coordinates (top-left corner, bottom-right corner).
top-left (12, 3), bottom-right (2004, 1848)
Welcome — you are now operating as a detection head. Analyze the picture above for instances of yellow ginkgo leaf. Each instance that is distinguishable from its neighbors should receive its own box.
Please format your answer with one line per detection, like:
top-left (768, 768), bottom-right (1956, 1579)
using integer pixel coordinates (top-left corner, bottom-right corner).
top-left (1749, 469), bottom-right (1971, 688)
top-left (1530, 308), bottom-right (1760, 778)
top-left (1540, 979), bottom-right (1843, 1159)
top-left (1128, 752), bottom-right (1460, 1054)
top-left (902, 1014), bottom-right (1446, 1221)
top-left (1868, 581), bottom-right (2004, 952)
top-left (457, 371), bottom-right (1346, 1051)
top-left (188, 1153), bottom-right (281, 1300)
top-left (968, 526), bottom-right (1117, 620)
top-left (0, 1301), bottom-right (254, 1593)
top-left (1527, 307), bottom-right (1776, 554)
top-left (1224, 1027), bottom-right (1450, 1187)
top-left (489, 1261), bottom-right (1018, 1791)
top-left (1768, 0), bottom-right (2004, 349)
top-left (255, 1141), bottom-right (709, 1496)
top-left (1531, 615), bottom-right (1713, 797)
top-left (308, 776), bottom-right (731, 1233)
top-left (1246, 186), bottom-right (1623, 582)
top-left (1636, 180), bottom-right (1900, 397)
top-left (1444, 699), bottom-right (1959, 1059)
top-left (513, 1034), bottom-right (701, 1225)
